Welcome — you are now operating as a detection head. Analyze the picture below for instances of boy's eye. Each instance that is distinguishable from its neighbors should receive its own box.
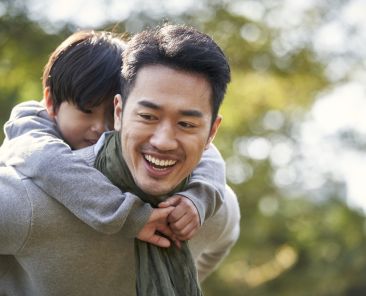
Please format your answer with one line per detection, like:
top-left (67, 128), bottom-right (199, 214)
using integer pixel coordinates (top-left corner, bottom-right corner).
top-left (82, 109), bottom-right (92, 114)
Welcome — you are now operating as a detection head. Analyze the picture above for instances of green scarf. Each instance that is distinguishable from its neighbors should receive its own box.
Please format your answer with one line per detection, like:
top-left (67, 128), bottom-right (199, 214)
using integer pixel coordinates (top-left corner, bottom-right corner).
top-left (94, 131), bottom-right (203, 296)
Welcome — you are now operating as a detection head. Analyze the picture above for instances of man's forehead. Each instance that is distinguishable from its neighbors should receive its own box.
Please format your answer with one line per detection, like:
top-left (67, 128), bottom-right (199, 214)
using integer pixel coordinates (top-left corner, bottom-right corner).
top-left (124, 65), bottom-right (213, 117)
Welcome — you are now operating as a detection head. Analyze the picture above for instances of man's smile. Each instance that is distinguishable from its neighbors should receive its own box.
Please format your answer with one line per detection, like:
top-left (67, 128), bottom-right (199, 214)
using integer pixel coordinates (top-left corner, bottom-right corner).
top-left (144, 154), bottom-right (177, 168)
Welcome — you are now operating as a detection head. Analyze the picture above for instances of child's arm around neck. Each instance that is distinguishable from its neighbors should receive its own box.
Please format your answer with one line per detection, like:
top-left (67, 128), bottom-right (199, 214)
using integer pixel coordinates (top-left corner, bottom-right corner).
top-left (0, 100), bottom-right (153, 236)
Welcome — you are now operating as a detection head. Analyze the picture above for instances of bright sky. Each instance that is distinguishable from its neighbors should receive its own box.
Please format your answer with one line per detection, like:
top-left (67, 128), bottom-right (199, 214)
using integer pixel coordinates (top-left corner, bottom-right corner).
top-left (299, 81), bottom-right (366, 213)
top-left (26, 0), bottom-right (366, 213)
top-left (27, 0), bottom-right (197, 30)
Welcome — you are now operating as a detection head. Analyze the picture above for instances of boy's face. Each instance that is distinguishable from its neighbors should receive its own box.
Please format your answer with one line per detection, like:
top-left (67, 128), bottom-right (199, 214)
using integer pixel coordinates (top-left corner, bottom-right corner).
top-left (45, 93), bottom-right (114, 149)
top-left (114, 65), bottom-right (221, 196)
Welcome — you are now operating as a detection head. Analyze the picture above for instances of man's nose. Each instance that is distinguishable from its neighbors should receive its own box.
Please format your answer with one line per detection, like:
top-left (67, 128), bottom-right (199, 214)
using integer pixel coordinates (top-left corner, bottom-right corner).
top-left (149, 123), bottom-right (178, 151)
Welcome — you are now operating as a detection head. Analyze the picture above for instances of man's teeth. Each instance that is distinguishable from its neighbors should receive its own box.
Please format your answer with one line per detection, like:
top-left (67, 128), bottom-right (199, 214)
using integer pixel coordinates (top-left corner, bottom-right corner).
top-left (144, 155), bottom-right (177, 167)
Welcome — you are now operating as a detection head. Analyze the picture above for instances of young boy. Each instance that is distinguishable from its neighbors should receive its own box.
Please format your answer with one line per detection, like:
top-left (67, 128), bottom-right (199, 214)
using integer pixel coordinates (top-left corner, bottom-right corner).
top-left (0, 30), bottom-right (226, 246)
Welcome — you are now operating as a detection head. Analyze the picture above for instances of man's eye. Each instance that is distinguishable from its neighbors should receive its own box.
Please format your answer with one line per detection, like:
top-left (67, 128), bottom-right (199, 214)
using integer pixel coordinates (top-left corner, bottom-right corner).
top-left (179, 121), bottom-right (196, 128)
top-left (139, 113), bottom-right (156, 120)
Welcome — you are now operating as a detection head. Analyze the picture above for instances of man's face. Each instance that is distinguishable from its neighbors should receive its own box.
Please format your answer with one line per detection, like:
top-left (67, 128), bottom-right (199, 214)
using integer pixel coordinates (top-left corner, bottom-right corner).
top-left (114, 65), bottom-right (221, 196)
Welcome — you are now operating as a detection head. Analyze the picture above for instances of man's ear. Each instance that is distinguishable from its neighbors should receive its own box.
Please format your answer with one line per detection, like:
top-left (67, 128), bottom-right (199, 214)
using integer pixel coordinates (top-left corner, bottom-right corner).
top-left (205, 115), bottom-right (222, 149)
top-left (44, 87), bottom-right (56, 118)
top-left (114, 94), bottom-right (123, 131)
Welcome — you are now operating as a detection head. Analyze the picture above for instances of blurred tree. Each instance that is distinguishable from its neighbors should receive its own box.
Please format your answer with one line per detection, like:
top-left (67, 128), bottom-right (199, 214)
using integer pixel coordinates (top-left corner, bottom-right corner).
top-left (0, 0), bottom-right (71, 136)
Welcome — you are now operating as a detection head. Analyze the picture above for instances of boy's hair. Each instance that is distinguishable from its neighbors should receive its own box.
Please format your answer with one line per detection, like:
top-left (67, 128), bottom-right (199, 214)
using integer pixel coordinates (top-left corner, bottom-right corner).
top-left (42, 30), bottom-right (126, 112)
top-left (122, 24), bottom-right (231, 125)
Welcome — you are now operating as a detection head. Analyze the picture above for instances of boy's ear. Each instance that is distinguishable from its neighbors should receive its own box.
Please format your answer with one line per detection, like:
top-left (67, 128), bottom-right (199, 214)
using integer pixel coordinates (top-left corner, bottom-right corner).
top-left (114, 94), bottom-right (123, 131)
top-left (205, 115), bottom-right (222, 150)
top-left (44, 87), bottom-right (56, 118)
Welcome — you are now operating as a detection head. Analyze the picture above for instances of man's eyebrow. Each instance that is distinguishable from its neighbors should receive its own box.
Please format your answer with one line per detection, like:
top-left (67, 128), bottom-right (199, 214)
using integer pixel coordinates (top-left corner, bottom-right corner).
top-left (138, 100), bottom-right (204, 118)
top-left (180, 110), bottom-right (203, 118)
top-left (138, 100), bottom-right (160, 110)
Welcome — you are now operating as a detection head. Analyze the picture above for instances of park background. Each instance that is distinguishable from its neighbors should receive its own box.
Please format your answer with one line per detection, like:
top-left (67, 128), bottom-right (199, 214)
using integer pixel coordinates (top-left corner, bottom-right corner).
top-left (1, 0), bottom-right (366, 295)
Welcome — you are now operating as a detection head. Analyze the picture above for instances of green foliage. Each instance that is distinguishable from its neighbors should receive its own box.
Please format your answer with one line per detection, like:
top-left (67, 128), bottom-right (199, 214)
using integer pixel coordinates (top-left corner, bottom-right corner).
top-left (0, 9), bottom-right (71, 140)
top-left (219, 68), bottom-right (325, 134)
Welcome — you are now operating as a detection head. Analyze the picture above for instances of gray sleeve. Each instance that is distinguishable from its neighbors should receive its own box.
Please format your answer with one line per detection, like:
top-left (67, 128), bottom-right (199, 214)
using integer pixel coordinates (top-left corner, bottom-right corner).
top-left (1, 135), bottom-right (153, 237)
top-left (176, 144), bottom-right (226, 224)
top-left (0, 168), bottom-right (32, 255)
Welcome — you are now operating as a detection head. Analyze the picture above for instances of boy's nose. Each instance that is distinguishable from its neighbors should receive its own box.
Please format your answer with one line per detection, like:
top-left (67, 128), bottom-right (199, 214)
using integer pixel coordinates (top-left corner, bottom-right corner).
top-left (91, 119), bottom-right (108, 134)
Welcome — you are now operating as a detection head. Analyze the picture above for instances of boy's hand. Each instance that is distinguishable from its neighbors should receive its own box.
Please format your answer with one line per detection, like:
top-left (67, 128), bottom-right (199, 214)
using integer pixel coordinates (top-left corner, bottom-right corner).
top-left (159, 195), bottom-right (200, 241)
top-left (137, 207), bottom-right (178, 248)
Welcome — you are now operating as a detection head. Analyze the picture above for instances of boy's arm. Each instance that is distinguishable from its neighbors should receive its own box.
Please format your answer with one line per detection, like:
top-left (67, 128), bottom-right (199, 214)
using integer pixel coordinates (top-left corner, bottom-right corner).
top-left (0, 101), bottom-right (153, 236)
top-left (173, 144), bottom-right (226, 225)
top-left (0, 134), bottom-right (153, 236)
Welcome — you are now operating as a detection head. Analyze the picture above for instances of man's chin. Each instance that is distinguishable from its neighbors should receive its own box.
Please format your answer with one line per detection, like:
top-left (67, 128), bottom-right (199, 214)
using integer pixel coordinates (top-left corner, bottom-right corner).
top-left (138, 182), bottom-right (172, 197)
top-left (142, 189), bottom-right (169, 197)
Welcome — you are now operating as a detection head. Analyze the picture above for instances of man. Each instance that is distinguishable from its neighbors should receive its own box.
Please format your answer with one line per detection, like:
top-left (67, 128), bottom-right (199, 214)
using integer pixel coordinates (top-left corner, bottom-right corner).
top-left (0, 24), bottom-right (240, 295)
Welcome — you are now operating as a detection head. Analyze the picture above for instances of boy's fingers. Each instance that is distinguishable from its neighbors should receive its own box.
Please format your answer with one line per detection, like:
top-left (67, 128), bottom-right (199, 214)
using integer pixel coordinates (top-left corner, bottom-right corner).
top-left (167, 206), bottom-right (186, 223)
top-left (177, 228), bottom-right (197, 241)
top-left (169, 213), bottom-right (191, 230)
top-left (168, 197), bottom-right (199, 223)
top-left (177, 221), bottom-right (200, 240)
top-left (156, 223), bottom-right (177, 240)
top-left (174, 239), bottom-right (182, 249)
top-left (158, 195), bottom-right (182, 208)
top-left (171, 218), bottom-right (198, 237)
top-left (169, 213), bottom-right (200, 240)
top-left (148, 206), bottom-right (174, 222)
top-left (168, 204), bottom-right (199, 225)
top-left (156, 224), bottom-right (182, 247)
top-left (147, 232), bottom-right (172, 248)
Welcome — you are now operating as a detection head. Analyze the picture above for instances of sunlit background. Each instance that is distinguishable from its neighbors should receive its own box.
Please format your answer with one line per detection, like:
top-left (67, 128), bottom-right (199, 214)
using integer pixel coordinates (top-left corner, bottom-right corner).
top-left (1, 0), bottom-right (366, 295)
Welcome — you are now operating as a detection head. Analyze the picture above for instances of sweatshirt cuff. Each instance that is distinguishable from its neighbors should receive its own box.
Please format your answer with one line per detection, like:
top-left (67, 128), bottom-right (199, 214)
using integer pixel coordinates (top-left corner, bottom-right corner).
top-left (176, 180), bottom-right (224, 225)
